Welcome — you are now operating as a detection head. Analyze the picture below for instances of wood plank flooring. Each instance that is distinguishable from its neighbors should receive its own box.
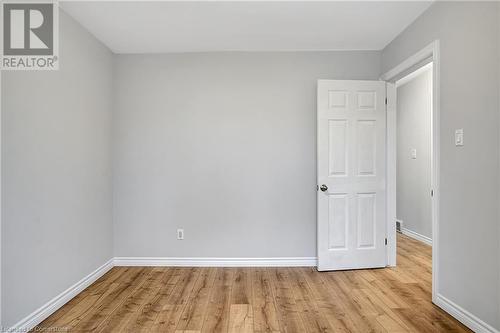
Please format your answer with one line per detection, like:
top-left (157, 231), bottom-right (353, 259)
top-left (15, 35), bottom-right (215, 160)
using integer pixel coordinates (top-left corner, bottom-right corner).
top-left (37, 234), bottom-right (471, 332)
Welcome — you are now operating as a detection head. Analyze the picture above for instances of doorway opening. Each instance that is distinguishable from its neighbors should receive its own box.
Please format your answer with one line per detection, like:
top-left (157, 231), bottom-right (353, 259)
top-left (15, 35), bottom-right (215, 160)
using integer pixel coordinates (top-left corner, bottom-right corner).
top-left (394, 62), bottom-right (434, 301)
top-left (382, 40), bottom-right (440, 303)
top-left (395, 62), bottom-right (433, 249)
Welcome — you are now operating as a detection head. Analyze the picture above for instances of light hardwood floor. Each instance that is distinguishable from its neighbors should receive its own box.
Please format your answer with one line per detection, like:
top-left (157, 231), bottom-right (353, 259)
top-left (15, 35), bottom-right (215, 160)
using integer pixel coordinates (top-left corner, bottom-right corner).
top-left (38, 234), bottom-right (470, 332)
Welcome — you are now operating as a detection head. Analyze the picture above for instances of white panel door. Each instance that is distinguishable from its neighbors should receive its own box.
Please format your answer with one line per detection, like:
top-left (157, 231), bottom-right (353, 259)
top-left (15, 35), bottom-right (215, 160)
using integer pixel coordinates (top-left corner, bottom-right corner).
top-left (317, 80), bottom-right (386, 271)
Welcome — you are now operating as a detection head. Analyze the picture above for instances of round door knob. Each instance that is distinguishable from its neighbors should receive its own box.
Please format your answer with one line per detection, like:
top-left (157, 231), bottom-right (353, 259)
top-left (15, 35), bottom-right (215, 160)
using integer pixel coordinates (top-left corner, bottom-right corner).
top-left (320, 184), bottom-right (328, 192)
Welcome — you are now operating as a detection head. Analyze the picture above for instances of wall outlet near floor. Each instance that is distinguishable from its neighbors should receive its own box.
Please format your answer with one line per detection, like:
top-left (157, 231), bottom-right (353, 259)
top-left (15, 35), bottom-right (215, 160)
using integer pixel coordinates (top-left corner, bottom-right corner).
top-left (177, 229), bottom-right (184, 240)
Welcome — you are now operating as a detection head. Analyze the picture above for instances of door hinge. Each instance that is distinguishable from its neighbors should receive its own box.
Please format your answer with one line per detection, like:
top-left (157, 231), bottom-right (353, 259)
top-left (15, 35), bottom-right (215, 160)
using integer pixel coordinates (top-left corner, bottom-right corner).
top-left (385, 238), bottom-right (388, 245)
top-left (431, 189), bottom-right (434, 197)
top-left (385, 97), bottom-right (388, 105)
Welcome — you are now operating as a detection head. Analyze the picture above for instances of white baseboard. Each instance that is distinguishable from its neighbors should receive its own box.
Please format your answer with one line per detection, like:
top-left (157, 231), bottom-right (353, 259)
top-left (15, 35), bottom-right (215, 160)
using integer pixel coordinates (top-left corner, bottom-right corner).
top-left (6, 256), bottom-right (314, 330)
top-left (401, 227), bottom-right (432, 246)
top-left (114, 257), bottom-right (317, 267)
top-left (435, 294), bottom-right (500, 333)
top-left (10, 257), bottom-right (500, 333)
top-left (8, 259), bottom-right (114, 333)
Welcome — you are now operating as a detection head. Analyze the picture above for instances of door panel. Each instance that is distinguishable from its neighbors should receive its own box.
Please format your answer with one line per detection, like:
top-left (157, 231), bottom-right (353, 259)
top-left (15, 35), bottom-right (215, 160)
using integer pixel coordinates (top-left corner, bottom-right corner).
top-left (328, 194), bottom-right (348, 250)
top-left (357, 193), bottom-right (376, 248)
top-left (357, 120), bottom-right (376, 175)
top-left (328, 120), bottom-right (348, 177)
top-left (317, 80), bottom-right (386, 271)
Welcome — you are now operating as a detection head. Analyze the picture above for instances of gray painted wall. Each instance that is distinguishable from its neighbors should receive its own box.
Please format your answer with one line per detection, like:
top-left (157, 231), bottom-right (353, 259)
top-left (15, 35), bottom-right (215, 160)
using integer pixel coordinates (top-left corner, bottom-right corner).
top-left (396, 68), bottom-right (432, 239)
top-left (498, 3), bottom-right (500, 325)
top-left (3, 2), bottom-right (499, 331)
top-left (1, 11), bottom-right (114, 326)
top-left (112, 52), bottom-right (381, 258)
top-left (383, 2), bottom-right (500, 329)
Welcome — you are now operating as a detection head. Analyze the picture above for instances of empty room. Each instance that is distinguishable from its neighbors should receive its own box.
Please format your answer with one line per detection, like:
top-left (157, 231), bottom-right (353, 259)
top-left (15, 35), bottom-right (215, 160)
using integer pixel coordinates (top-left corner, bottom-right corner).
top-left (1, 1), bottom-right (500, 332)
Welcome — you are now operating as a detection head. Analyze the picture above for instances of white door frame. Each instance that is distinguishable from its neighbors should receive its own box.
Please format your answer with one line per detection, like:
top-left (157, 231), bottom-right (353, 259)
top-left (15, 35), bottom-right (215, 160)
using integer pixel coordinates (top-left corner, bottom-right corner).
top-left (380, 40), bottom-right (440, 303)
top-left (0, 68), bottom-right (3, 325)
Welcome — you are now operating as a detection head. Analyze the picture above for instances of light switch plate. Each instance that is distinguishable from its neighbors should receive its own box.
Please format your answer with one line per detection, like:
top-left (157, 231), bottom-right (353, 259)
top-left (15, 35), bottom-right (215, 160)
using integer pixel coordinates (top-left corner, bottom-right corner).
top-left (177, 229), bottom-right (184, 240)
top-left (411, 148), bottom-right (417, 159)
top-left (455, 129), bottom-right (464, 146)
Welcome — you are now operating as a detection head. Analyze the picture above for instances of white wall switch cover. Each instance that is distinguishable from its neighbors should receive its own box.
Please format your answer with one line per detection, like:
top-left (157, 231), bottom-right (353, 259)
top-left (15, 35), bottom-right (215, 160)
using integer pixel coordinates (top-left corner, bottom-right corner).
top-left (177, 229), bottom-right (184, 240)
top-left (411, 148), bottom-right (417, 159)
top-left (455, 129), bottom-right (464, 146)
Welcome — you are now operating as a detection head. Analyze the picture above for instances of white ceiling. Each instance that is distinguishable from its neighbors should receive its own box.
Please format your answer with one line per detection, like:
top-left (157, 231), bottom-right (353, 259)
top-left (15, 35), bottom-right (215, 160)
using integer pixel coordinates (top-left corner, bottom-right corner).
top-left (60, 1), bottom-right (433, 54)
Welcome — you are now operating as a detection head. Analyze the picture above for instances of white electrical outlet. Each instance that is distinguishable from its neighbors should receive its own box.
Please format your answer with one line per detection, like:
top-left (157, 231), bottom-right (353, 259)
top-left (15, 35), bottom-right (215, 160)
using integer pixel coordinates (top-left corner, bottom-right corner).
top-left (411, 148), bottom-right (417, 159)
top-left (177, 229), bottom-right (184, 240)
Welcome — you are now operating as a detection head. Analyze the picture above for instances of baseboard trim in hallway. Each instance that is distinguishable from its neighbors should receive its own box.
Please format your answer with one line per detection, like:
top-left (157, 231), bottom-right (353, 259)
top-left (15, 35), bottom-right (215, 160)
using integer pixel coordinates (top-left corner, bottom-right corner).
top-left (401, 227), bottom-right (432, 246)
top-left (113, 256), bottom-right (318, 267)
top-left (8, 259), bottom-right (114, 332)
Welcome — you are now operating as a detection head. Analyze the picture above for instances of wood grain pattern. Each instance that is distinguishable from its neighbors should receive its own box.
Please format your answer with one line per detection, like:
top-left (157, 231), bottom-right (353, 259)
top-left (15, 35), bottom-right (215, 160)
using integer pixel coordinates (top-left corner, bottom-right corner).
top-left (251, 268), bottom-right (280, 333)
top-left (37, 235), bottom-right (471, 332)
